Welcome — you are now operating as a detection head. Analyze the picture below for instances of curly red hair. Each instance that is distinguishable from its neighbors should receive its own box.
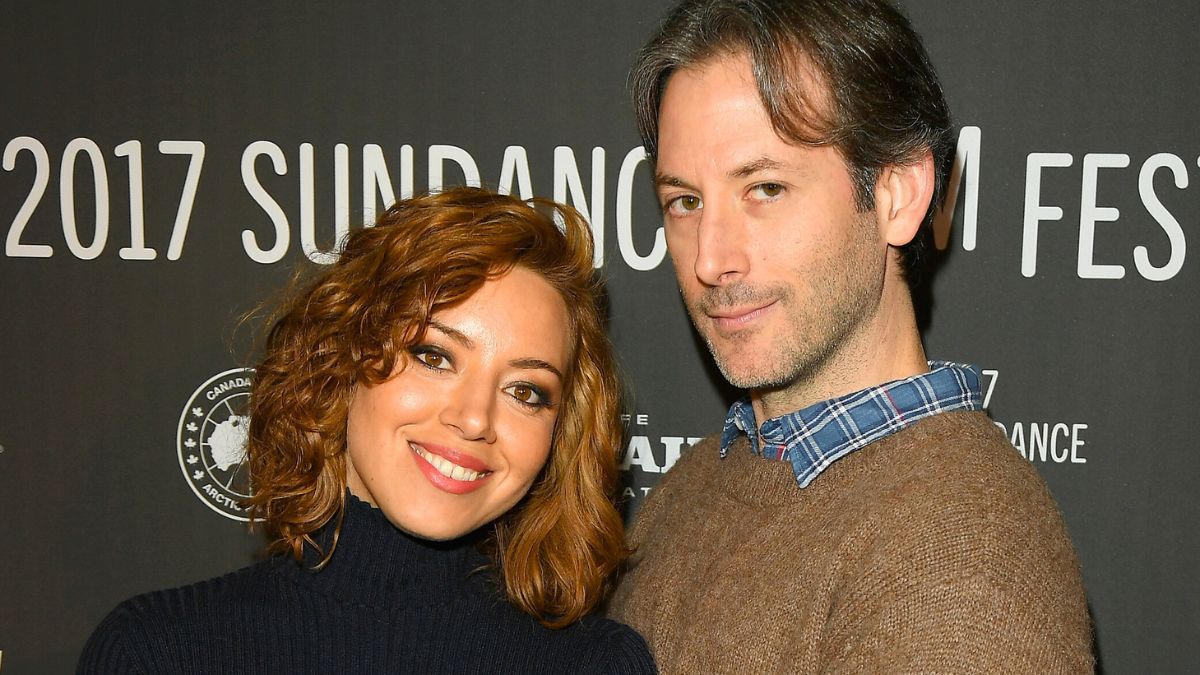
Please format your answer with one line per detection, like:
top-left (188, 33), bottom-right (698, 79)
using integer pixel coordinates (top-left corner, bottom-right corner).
top-left (244, 187), bottom-right (626, 627)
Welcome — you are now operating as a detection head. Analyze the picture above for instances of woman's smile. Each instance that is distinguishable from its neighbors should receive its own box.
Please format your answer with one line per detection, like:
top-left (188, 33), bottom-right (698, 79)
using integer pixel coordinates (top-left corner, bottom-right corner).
top-left (410, 441), bottom-right (492, 492)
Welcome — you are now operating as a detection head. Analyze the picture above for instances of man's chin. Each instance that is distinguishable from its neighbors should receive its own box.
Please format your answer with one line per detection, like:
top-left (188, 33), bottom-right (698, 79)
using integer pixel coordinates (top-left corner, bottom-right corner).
top-left (711, 353), bottom-right (777, 390)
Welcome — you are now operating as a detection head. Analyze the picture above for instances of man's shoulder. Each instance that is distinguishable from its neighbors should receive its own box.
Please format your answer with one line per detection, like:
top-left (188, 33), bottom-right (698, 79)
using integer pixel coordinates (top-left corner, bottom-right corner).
top-left (670, 432), bottom-right (722, 470)
top-left (837, 410), bottom-right (1080, 576)
top-left (827, 411), bottom-right (1092, 670)
top-left (641, 432), bottom-right (721, 499)
top-left (872, 409), bottom-right (1051, 502)
top-left (622, 432), bottom-right (723, 548)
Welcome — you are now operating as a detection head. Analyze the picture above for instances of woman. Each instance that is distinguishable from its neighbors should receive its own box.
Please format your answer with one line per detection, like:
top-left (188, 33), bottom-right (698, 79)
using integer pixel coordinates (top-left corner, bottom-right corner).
top-left (79, 187), bottom-right (656, 673)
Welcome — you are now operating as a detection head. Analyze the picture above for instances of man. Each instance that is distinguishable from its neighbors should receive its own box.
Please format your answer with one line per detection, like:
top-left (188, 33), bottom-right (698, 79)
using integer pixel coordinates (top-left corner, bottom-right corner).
top-left (608, 0), bottom-right (1094, 672)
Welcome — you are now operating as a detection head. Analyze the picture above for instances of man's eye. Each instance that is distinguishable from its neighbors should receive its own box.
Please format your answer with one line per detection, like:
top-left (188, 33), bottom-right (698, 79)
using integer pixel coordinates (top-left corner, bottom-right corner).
top-left (666, 194), bottom-right (703, 214)
top-left (751, 183), bottom-right (784, 199)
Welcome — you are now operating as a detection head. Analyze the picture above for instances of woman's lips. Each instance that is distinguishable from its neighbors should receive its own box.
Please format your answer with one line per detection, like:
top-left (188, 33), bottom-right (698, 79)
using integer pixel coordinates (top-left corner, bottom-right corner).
top-left (413, 441), bottom-right (491, 472)
top-left (409, 441), bottom-right (492, 495)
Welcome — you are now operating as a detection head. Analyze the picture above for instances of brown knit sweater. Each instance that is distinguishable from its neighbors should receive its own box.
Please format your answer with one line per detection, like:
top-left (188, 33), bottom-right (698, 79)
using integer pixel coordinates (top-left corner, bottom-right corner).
top-left (609, 411), bottom-right (1093, 674)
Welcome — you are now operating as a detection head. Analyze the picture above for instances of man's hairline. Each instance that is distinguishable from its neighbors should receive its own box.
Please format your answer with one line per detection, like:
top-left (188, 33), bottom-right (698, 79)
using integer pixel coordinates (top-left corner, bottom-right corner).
top-left (649, 43), bottom-right (939, 232)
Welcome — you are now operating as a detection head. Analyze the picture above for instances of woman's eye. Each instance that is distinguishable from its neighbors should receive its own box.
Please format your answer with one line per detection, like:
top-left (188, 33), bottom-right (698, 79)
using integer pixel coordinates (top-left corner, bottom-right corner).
top-left (751, 183), bottom-right (784, 199)
top-left (666, 194), bottom-right (702, 215)
top-left (505, 383), bottom-right (550, 408)
top-left (412, 348), bottom-right (452, 371)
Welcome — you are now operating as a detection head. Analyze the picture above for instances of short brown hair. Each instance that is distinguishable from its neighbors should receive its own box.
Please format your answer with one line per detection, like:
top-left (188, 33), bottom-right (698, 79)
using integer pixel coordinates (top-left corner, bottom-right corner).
top-left (631, 0), bottom-right (955, 286)
top-left (244, 187), bottom-right (626, 627)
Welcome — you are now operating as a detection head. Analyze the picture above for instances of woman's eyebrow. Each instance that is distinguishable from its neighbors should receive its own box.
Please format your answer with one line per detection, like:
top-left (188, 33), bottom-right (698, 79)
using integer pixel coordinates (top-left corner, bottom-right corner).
top-left (427, 320), bottom-right (474, 348)
top-left (429, 320), bottom-right (564, 381)
top-left (509, 358), bottom-right (564, 382)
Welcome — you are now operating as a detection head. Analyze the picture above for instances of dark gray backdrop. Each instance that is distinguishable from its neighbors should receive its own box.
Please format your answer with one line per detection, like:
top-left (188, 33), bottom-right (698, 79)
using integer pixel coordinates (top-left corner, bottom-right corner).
top-left (2, 2), bottom-right (1196, 672)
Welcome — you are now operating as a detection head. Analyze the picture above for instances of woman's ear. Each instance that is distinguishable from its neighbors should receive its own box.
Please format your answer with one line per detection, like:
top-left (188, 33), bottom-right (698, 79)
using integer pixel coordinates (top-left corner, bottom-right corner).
top-left (874, 151), bottom-right (935, 247)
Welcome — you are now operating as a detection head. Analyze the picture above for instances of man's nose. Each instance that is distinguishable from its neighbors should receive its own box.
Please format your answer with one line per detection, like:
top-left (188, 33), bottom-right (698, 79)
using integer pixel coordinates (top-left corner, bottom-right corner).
top-left (693, 200), bottom-right (750, 286)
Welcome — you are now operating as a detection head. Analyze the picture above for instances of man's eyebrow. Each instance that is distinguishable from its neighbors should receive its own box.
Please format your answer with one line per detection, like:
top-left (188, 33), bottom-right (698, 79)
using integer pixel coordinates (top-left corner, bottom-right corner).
top-left (654, 157), bottom-right (792, 190)
top-left (427, 320), bottom-right (474, 348)
top-left (509, 357), bottom-right (564, 381)
top-left (654, 172), bottom-right (696, 191)
top-left (729, 156), bottom-right (787, 179)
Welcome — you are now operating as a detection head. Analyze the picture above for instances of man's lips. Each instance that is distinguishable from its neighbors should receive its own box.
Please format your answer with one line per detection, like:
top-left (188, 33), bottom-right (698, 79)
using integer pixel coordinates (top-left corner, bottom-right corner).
top-left (706, 299), bottom-right (778, 330)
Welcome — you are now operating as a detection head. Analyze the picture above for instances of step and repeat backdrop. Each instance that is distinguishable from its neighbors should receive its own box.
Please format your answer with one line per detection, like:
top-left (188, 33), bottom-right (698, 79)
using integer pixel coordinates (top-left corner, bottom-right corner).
top-left (1, 1), bottom-right (1196, 672)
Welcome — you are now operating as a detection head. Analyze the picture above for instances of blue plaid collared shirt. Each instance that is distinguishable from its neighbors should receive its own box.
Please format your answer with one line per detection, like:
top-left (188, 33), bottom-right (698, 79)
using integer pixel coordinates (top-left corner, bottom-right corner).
top-left (719, 361), bottom-right (983, 488)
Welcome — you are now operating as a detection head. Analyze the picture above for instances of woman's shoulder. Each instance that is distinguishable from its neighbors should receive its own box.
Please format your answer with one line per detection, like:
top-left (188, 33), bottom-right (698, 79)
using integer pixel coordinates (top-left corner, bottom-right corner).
top-left (77, 561), bottom-right (276, 673)
top-left (99, 560), bottom-right (273, 624)
top-left (563, 615), bottom-right (658, 674)
top-left (456, 571), bottom-right (655, 673)
top-left (491, 610), bottom-right (656, 674)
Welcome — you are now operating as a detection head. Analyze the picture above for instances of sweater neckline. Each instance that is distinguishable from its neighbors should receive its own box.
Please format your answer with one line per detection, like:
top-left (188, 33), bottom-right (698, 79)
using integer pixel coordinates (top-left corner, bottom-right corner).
top-left (280, 492), bottom-right (493, 610)
top-left (715, 436), bottom-right (803, 508)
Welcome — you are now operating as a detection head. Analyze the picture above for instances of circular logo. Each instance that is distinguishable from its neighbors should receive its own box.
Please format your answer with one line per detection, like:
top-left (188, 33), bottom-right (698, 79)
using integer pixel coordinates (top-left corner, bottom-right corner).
top-left (177, 368), bottom-right (255, 521)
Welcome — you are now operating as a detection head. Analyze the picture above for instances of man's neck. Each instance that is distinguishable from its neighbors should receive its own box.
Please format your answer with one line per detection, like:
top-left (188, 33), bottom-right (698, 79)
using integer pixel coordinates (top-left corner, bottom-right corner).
top-left (751, 274), bottom-right (927, 422)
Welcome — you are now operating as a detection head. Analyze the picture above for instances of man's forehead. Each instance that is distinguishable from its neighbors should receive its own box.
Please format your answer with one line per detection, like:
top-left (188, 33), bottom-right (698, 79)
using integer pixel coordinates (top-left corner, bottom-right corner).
top-left (655, 63), bottom-right (823, 185)
top-left (658, 48), bottom-right (834, 149)
top-left (657, 56), bottom-right (772, 149)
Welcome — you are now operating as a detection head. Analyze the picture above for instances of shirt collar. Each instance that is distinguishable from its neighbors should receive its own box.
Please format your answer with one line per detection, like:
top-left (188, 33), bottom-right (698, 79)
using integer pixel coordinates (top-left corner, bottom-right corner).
top-left (720, 361), bottom-right (983, 488)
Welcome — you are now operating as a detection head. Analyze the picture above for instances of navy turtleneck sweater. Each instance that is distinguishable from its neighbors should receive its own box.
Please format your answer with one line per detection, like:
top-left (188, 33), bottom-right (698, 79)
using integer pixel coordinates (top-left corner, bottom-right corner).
top-left (77, 494), bottom-right (656, 674)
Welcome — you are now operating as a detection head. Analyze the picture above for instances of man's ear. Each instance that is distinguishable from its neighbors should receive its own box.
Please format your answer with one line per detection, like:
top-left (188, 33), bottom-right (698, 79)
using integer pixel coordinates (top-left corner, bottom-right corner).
top-left (874, 151), bottom-right (935, 247)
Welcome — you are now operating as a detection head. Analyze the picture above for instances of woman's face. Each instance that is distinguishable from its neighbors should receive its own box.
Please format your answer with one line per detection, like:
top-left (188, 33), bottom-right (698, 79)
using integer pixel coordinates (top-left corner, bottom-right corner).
top-left (345, 266), bottom-right (572, 540)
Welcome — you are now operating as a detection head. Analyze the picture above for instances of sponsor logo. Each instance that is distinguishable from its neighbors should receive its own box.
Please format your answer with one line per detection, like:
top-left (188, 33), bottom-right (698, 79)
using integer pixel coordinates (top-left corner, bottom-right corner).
top-left (177, 368), bottom-right (255, 520)
top-left (618, 412), bottom-right (706, 504)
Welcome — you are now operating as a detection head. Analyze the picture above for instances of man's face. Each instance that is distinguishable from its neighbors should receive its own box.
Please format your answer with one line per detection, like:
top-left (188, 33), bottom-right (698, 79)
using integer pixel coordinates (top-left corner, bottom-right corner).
top-left (655, 53), bottom-right (888, 402)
